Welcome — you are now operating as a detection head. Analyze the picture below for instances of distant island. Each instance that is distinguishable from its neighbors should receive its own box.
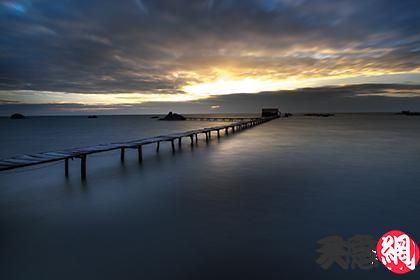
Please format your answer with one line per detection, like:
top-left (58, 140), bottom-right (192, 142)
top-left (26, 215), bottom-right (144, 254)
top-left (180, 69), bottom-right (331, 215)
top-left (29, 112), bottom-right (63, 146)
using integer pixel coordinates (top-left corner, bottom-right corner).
top-left (396, 110), bottom-right (420, 116)
top-left (159, 112), bottom-right (186, 121)
top-left (304, 113), bottom-right (335, 117)
top-left (10, 113), bottom-right (25, 119)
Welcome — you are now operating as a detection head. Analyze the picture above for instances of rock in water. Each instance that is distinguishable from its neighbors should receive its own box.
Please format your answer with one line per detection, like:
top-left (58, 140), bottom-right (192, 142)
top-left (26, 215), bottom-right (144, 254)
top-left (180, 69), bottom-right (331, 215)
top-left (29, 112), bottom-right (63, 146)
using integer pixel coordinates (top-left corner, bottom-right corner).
top-left (304, 113), bottom-right (334, 117)
top-left (160, 112), bottom-right (186, 121)
top-left (10, 113), bottom-right (25, 119)
top-left (396, 110), bottom-right (420, 116)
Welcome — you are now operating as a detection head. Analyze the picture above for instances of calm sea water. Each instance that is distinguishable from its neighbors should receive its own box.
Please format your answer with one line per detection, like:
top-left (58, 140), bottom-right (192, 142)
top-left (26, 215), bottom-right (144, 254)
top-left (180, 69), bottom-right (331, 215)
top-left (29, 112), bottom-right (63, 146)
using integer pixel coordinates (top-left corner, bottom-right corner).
top-left (0, 114), bottom-right (419, 279)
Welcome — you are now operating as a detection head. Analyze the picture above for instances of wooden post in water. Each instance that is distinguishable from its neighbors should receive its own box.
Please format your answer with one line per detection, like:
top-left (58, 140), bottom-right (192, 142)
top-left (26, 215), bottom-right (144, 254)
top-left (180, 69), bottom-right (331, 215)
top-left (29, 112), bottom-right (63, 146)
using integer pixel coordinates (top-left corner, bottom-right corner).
top-left (65, 158), bottom-right (69, 177)
top-left (195, 134), bottom-right (198, 143)
top-left (138, 145), bottom-right (143, 163)
top-left (178, 138), bottom-right (182, 147)
top-left (190, 135), bottom-right (194, 146)
top-left (217, 129), bottom-right (220, 138)
top-left (80, 155), bottom-right (87, 180)
top-left (156, 142), bottom-right (160, 153)
top-left (171, 140), bottom-right (175, 153)
top-left (120, 148), bottom-right (125, 162)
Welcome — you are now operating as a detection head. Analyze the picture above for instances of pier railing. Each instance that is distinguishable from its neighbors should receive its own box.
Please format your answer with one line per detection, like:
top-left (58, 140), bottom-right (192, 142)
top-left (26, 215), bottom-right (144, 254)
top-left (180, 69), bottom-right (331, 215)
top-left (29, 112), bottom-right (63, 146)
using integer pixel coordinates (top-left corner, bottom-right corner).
top-left (0, 116), bottom-right (277, 180)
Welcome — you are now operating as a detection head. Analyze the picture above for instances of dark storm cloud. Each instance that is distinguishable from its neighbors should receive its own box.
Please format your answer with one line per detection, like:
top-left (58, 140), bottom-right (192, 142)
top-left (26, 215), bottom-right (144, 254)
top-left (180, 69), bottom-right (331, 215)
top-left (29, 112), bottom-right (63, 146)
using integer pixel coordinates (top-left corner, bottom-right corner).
top-left (178, 83), bottom-right (420, 113)
top-left (2, 84), bottom-right (420, 115)
top-left (1, 0), bottom-right (420, 94)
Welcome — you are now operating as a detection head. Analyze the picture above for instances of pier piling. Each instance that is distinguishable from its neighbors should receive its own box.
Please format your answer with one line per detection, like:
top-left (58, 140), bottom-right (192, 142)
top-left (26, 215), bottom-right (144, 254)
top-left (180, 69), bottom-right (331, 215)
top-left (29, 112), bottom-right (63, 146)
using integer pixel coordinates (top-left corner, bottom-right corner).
top-left (138, 146), bottom-right (143, 163)
top-left (65, 158), bottom-right (69, 177)
top-left (171, 140), bottom-right (175, 153)
top-left (80, 155), bottom-right (87, 180)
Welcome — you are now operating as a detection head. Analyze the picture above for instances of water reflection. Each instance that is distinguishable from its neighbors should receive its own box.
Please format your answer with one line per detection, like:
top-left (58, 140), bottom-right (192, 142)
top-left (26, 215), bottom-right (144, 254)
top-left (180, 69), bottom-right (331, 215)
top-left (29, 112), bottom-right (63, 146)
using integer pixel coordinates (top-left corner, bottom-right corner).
top-left (1, 115), bottom-right (420, 279)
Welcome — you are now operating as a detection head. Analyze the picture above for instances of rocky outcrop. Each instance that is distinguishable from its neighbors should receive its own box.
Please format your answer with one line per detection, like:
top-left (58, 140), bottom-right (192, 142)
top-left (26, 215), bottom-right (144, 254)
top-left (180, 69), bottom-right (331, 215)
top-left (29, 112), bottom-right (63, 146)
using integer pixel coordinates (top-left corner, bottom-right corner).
top-left (159, 112), bottom-right (186, 121)
top-left (10, 113), bottom-right (25, 119)
top-left (396, 110), bottom-right (420, 116)
top-left (304, 113), bottom-right (334, 117)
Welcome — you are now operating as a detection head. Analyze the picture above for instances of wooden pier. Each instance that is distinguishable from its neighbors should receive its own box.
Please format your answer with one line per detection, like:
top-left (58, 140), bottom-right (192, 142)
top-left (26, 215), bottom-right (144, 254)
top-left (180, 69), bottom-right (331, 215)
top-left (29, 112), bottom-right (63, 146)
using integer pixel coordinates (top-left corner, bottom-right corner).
top-left (0, 116), bottom-right (277, 180)
top-left (185, 117), bottom-right (257, 121)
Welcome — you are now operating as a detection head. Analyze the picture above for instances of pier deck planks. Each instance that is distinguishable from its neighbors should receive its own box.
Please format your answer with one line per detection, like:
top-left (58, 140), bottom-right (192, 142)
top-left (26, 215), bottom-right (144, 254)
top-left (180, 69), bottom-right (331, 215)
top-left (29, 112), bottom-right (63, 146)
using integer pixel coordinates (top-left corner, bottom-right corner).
top-left (0, 117), bottom-right (276, 176)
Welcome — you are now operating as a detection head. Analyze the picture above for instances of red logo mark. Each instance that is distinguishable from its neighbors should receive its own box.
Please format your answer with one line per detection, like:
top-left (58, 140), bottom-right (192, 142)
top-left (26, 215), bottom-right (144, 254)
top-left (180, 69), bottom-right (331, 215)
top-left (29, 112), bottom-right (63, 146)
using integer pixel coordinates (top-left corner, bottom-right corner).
top-left (376, 230), bottom-right (419, 274)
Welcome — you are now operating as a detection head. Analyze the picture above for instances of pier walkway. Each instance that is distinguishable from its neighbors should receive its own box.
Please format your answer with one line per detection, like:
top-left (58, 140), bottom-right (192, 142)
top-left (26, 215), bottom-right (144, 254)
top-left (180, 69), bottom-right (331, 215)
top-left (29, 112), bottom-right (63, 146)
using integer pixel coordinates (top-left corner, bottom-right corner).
top-left (0, 116), bottom-right (277, 179)
top-left (185, 117), bottom-right (256, 121)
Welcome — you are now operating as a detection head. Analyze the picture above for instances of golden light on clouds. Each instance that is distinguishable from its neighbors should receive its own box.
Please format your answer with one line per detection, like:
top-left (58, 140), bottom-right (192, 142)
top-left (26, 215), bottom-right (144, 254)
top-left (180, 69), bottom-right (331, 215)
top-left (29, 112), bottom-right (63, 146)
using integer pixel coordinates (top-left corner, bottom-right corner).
top-left (181, 69), bottom-right (420, 97)
top-left (182, 78), bottom-right (300, 95)
top-left (1, 68), bottom-right (419, 106)
top-left (0, 90), bottom-right (201, 105)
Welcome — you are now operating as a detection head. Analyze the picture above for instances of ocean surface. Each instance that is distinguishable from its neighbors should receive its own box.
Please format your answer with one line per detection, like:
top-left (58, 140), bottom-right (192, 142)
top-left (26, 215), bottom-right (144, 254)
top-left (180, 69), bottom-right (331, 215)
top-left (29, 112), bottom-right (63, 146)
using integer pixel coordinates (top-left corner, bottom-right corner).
top-left (0, 114), bottom-right (419, 279)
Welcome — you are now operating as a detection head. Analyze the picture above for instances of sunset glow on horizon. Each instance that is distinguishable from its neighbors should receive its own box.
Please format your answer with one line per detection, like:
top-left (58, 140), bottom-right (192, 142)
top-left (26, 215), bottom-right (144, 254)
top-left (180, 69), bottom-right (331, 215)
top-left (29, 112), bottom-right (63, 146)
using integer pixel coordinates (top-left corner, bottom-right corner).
top-left (1, 0), bottom-right (420, 114)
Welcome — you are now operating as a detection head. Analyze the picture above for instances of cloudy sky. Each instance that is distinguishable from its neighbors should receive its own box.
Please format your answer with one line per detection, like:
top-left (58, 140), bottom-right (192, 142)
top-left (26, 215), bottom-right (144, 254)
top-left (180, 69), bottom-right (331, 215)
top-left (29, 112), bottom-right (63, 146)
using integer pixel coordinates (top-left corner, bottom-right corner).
top-left (1, 0), bottom-right (419, 114)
